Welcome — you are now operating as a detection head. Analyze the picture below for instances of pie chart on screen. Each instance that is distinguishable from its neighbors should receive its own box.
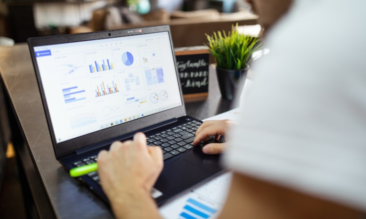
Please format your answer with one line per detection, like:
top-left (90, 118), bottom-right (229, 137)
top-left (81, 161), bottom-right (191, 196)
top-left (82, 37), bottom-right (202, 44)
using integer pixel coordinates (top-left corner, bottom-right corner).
top-left (122, 52), bottom-right (134, 66)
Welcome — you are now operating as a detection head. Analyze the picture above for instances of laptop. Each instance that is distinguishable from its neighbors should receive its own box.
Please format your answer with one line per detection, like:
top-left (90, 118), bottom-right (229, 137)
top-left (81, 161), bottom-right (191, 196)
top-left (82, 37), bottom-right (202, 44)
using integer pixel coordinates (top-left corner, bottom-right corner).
top-left (28, 25), bottom-right (224, 206)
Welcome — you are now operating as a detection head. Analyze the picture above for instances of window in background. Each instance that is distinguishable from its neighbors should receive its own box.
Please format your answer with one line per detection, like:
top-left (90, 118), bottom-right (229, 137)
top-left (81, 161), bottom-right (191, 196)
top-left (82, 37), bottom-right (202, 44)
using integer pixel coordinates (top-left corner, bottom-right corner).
top-left (158, 0), bottom-right (183, 12)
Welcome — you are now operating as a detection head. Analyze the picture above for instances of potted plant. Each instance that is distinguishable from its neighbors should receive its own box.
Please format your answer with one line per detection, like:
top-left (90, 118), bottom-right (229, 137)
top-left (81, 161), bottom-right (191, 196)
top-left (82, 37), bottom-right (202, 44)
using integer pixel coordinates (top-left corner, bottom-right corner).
top-left (206, 24), bottom-right (260, 100)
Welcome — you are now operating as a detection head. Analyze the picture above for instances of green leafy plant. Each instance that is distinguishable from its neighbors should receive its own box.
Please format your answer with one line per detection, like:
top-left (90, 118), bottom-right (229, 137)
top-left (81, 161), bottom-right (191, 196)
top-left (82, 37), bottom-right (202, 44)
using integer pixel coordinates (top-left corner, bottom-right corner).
top-left (206, 24), bottom-right (261, 70)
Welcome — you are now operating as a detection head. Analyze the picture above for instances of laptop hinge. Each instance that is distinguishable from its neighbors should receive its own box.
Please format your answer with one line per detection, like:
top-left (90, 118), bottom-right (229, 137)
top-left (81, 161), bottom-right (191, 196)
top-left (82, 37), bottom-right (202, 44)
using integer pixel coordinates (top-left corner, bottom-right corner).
top-left (75, 118), bottom-right (179, 155)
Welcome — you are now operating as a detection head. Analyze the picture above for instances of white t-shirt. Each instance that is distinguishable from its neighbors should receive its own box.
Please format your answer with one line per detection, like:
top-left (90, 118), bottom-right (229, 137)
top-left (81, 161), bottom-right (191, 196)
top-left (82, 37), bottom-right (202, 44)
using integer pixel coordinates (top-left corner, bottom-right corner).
top-left (224, 0), bottom-right (366, 211)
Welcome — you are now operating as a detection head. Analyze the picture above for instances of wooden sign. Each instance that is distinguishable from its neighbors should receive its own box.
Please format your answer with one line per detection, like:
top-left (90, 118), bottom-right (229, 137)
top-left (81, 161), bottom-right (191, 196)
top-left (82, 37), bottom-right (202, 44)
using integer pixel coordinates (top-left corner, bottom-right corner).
top-left (175, 46), bottom-right (209, 102)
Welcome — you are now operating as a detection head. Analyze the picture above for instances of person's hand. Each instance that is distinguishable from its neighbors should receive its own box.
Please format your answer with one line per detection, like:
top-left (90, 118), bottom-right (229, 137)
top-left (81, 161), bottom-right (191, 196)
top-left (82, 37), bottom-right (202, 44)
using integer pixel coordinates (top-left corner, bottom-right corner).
top-left (193, 120), bottom-right (232, 154)
top-left (97, 133), bottom-right (163, 205)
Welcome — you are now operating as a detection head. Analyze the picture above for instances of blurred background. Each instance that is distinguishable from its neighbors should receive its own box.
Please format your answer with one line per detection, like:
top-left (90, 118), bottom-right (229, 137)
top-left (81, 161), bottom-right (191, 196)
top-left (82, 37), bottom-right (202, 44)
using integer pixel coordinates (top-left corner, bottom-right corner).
top-left (0, 0), bottom-right (259, 45)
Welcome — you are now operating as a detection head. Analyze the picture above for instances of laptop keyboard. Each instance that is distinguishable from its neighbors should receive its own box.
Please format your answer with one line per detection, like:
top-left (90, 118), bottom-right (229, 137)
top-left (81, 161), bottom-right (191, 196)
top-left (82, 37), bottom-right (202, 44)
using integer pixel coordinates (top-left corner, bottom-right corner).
top-left (72, 120), bottom-right (202, 185)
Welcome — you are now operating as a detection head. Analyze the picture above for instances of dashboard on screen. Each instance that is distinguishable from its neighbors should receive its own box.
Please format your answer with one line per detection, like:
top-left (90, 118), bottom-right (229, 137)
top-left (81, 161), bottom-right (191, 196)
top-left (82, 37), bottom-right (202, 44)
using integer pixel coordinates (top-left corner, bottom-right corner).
top-left (34, 32), bottom-right (182, 143)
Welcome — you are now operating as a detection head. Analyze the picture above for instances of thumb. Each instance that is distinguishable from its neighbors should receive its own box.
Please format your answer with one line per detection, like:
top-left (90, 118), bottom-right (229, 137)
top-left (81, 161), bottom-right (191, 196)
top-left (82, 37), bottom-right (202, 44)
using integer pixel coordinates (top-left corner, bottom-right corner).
top-left (148, 146), bottom-right (164, 170)
top-left (202, 143), bottom-right (226, 155)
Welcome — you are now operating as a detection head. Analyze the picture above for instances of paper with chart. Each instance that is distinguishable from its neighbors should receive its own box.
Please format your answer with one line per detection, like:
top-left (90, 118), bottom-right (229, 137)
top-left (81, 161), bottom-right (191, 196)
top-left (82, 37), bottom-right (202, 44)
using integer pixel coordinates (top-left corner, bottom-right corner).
top-left (159, 172), bottom-right (232, 219)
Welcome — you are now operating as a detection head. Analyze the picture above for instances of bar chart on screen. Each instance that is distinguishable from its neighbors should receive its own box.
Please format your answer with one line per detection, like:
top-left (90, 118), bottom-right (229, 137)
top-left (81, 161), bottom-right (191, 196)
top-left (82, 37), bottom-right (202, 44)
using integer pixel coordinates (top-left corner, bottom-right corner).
top-left (62, 86), bottom-right (87, 104)
top-left (89, 59), bottom-right (114, 73)
top-left (94, 80), bottom-right (119, 97)
top-left (85, 50), bottom-right (115, 73)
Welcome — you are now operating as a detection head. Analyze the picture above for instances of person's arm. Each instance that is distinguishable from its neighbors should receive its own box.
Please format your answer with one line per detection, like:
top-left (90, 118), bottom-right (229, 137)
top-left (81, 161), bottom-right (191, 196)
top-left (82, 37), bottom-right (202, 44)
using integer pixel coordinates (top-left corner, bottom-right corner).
top-left (218, 172), bottom-right (363, 219)
top-left (97, 133), bottom-right (163, 219)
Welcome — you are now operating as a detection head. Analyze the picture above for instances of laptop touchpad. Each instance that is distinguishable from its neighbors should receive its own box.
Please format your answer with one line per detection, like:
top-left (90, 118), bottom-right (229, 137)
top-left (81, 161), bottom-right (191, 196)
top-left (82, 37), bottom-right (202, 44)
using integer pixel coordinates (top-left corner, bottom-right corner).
top-left (155, 156), bottom-right (205, 194)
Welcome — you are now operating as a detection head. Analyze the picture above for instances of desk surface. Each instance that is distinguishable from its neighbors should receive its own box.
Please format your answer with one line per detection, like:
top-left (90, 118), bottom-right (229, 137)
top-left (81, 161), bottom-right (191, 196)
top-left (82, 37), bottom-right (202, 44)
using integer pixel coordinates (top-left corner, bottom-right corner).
top-left (0, 44), bottom-right (234, 219)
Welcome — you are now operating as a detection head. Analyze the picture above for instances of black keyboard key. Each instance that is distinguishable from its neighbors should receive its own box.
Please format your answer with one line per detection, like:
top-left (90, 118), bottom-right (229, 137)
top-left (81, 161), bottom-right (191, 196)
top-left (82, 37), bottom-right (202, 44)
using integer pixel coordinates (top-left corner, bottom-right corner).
top-left (173, 129), bottom-right (182, 133)
top-left (163, 153), bottom-right (173, 160)
top-left (161, 134), bottom-right (169, 138)
top-left (86, 160), bottom-right (96, 165)
top-left (177, 142), bottom-right (186, 146)
top-left (174, 134), bottom-right (181, 138)
top-left (164, 147), bottom-right (173, 152)
top-left (153, 141), bottom-right (162, 145)
top-left (180, 131), bottom-right (194, 140)
top-left (161, 143), bottom-right (170, 147)
top-left (168, 140), bottom-right (176, 144)
top-left (170, 150), bottom-right (180, 155)
top-left (161, 139), bottom-right (168, 143)
top-left (184, 136), bottom-right (195, 144)
top-left (184, 144), bottom-right (193, 150)
top-left (167, 132), bottom-right (175, 136)
top-left (154, 136), bottom-right (162, 140)
top-left (87, 171), bottom-right (98, 177)
top-left (177, 148), bottom-right (186, 153)
top-left (92, 175), bottom-right (99, 182)
top-left (73, 161), bottom-right (83, 166)
top-left (83, 158), bottom-right (90, 162)
top-left (175, 137), bottom-right (183, 142)
top-left (171, 144), bottom-right (179, 149)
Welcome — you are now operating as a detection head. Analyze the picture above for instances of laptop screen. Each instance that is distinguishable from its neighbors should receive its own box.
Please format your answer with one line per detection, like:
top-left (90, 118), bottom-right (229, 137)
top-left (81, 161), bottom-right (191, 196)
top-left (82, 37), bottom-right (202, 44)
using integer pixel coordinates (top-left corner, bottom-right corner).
top-left (34, 32), bottom-right (182, 143)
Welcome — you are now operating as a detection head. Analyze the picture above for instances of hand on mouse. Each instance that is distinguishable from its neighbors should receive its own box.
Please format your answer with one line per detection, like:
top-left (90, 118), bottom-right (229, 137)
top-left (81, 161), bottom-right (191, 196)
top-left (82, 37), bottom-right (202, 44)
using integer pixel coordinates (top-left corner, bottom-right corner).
top-left (193, 120), bottom-right (233, 154)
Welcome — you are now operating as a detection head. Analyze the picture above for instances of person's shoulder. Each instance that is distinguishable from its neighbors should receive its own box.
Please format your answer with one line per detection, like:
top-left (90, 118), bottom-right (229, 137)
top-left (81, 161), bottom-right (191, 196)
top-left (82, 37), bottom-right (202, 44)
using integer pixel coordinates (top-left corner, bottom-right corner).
top-left (266, 1), bottom-right (366, 54)
top-left (254, 1), bottom-right (366, 82)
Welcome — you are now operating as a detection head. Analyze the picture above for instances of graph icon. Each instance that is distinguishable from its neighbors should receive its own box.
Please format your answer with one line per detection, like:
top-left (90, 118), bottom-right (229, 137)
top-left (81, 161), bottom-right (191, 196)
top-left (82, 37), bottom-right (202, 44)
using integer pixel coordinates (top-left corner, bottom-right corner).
top-left (95, 81), bottom-right (119, 97)
top-left (145, 68), bottom-right (164, 86)
top-left (179, 198), bottom-right (217, 219)
top-left (159, 90), bottom-right (168, 101)
top-left (122, 52), bottom-right (134, 66)
top-left (150, 92), bottom-right (159, 104)
top-left (89, 59), bottom-right (114, 73)
top-left (62, 86), bottom-right (86, 104)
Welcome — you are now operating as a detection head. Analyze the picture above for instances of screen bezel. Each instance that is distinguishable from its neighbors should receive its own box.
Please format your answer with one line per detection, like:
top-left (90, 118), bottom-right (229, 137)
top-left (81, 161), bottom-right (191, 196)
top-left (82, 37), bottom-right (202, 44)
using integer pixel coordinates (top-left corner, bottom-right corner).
top-left (28, 26), bottom-right (186, 158)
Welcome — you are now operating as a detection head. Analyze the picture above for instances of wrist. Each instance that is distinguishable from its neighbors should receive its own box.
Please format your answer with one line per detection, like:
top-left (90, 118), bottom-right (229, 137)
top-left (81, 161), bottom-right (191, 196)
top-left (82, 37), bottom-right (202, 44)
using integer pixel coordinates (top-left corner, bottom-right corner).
top-left (109, 184), bottom-right (148, 204)
top-left (109, 187), bottom-right (154, 219)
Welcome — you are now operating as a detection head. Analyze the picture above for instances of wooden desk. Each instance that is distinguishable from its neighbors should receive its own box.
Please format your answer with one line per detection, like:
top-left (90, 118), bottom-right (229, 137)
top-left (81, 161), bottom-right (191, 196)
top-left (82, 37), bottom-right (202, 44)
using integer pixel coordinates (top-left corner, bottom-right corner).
top-left (0, 44), bottom-right (234, 219)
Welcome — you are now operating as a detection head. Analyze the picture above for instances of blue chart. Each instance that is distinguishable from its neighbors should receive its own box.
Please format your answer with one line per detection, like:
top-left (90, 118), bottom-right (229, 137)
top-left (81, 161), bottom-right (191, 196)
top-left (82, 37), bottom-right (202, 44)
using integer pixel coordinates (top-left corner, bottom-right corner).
top-left (179, 198), bottom-right (217, 219)
top-left (62, 86), bottom-right (86, 104)
top-left (122, 52), bottom-right (134, 66)
top-left (145, 68), bottom-right (164, 86)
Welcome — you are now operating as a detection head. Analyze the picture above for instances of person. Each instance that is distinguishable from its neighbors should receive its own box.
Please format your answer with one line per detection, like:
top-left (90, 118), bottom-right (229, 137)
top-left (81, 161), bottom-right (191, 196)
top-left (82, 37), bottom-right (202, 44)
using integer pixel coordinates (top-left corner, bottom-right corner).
top-left (97, 0), bottom-right (366, 218)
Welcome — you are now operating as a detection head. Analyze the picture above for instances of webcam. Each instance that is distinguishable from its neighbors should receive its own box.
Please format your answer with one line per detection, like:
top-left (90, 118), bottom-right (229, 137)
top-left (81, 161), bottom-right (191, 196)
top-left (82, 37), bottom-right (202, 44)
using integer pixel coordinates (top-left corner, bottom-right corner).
top-left (108, 33), bottom-right (111, 36)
